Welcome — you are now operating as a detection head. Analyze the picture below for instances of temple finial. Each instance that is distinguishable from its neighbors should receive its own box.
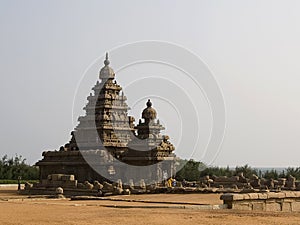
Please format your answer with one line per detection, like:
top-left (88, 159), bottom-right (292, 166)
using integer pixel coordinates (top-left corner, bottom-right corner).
top-left (146, 99), bottom-right (152, 107)
top-left (104, 52), bottom-right (110, 66)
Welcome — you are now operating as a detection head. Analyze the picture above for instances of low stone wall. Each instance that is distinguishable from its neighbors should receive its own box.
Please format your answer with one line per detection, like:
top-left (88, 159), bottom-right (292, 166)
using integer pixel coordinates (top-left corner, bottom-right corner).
top-left (21, 187), bottom-right (99, 196)
top-left (221, 191), bottom-right (300, 211)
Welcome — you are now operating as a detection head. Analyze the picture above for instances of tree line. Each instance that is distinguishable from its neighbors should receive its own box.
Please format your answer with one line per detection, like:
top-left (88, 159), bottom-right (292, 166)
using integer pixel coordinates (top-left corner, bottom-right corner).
top-left (1, 154), bottom-right (299, 182)
top-left (175, 159), bottom-right (300, 181)
top-left (0, 154), bottom-right (39, 180)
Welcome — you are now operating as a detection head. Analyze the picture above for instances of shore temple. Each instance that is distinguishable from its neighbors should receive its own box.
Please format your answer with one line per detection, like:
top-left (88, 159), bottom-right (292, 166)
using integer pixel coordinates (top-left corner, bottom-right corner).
top-left (36, 53), bottom-right (176, 184)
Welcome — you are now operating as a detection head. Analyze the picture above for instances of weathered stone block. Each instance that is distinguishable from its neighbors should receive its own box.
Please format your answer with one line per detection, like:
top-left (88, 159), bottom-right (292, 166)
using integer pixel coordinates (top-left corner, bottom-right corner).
top-left (243, 194), bottom-right (251, 200)
top-left (292, 201), bottom-right (300, 212)
top-left (252, 202), bottom-right (264, 211)
top-left (233, 194), bottom-right (244, 200)
top-left (283, 198), bottom-right (294, 203)
top-left (282, 202), bottom-right (292, 212)
top-left (266, 202), bottom-right (281, 211)
top-left (221, 193), bottom-right (245, 201)
top-left (276, 192), bottom-right (286, 199)
top-left (61, 175), bottom-right (75, 181)
top-left (248, 193), bottom-right (259, 199)
top-left (51, 174), bottom-right (63, 181)
top-left (51, 180), bottom-right (63, 186)
top-left (258, 193), bottom-right (268, 200)
top-left (266, 199), bottom-right (276, 204)
top-left (63, 180), bottom-right (77, 187)
top-left (284, 191), bottom-right (296, 198)
top-left (232, 203), bottom-right (252, 210)
top-left (267, 192), bottom-right (279, 199)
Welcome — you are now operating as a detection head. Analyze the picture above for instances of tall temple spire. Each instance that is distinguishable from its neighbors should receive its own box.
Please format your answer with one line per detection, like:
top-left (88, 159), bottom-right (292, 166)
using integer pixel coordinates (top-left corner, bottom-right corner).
top-left (68, 52), bottom-right (133, 151)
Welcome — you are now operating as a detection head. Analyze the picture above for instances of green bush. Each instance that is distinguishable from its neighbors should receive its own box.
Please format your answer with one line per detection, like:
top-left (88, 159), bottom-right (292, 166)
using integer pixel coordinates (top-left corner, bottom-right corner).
top-left (0, 154), bottom-right (39, 180)
top-left (174, 159), bottom-right (298, 181)
top-left (175, 159), bottom-right (205, 181)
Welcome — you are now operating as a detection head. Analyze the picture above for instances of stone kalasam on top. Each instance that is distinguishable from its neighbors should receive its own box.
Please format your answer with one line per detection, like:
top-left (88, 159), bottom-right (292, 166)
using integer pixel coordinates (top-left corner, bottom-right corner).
top-left (36, 53), bottom-right (176, 183)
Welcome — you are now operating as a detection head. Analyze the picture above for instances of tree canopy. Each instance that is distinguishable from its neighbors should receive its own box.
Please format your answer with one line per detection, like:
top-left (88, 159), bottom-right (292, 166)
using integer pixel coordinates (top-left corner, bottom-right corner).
top-left (0, 154), bottom-right (39, 180)
top-left (175, 159), bottom-right (300, 181)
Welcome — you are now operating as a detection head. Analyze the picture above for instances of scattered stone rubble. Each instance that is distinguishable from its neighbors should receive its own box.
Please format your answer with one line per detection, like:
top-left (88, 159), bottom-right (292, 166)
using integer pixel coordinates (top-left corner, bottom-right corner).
top-left (21, 172), bottom-right (300, 197)
top-left (199, 173), bottom-right (299, 191)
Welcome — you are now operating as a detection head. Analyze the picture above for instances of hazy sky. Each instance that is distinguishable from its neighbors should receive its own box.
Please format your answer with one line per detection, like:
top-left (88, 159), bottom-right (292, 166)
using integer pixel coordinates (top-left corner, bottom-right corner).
top-left (1, 0), bottom-right (300, 167)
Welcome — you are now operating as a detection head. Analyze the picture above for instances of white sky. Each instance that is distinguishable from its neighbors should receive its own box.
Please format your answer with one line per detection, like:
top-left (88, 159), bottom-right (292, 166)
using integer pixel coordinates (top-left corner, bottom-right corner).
top-left (1, 0), bottom-right (300, 167)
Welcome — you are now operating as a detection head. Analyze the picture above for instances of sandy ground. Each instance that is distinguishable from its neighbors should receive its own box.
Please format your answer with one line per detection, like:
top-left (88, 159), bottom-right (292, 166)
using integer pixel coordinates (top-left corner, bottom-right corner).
top-left (1, 185), bottom-right (300, 225)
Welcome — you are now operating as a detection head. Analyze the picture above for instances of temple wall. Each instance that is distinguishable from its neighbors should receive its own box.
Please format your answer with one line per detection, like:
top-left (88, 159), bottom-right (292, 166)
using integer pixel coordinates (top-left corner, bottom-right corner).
top-left (37, 150), bottom-right (175, 184)
top-left (221, 191), bottom-right (300, 211)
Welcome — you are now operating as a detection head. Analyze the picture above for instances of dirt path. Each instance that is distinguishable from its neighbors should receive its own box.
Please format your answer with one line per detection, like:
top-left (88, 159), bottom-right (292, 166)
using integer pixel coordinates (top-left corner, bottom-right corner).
top-left (1, 186), bottom-right (300, 225)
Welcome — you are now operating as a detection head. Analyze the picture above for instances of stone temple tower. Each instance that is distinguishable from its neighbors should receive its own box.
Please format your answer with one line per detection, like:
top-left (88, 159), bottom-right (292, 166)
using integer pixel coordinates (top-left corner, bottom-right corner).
top-left (125, 99), bottom-right (175, 163)
top-left (67, 53), bottom-right (135, 156)
top-left (37, 53), bottom-right (176, 183)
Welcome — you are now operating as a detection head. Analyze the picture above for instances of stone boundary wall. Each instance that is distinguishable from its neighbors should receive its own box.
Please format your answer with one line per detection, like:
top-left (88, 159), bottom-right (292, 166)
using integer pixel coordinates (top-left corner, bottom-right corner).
top-left (221, 191), bottom-right (300, 211)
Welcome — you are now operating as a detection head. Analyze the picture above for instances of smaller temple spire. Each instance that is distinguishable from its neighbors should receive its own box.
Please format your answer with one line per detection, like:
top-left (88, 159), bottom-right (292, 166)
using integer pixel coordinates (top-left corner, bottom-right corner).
top-left (142, 99), bottom-right (157, 124)
top-left (104, 52), bottom-right (110, 66)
